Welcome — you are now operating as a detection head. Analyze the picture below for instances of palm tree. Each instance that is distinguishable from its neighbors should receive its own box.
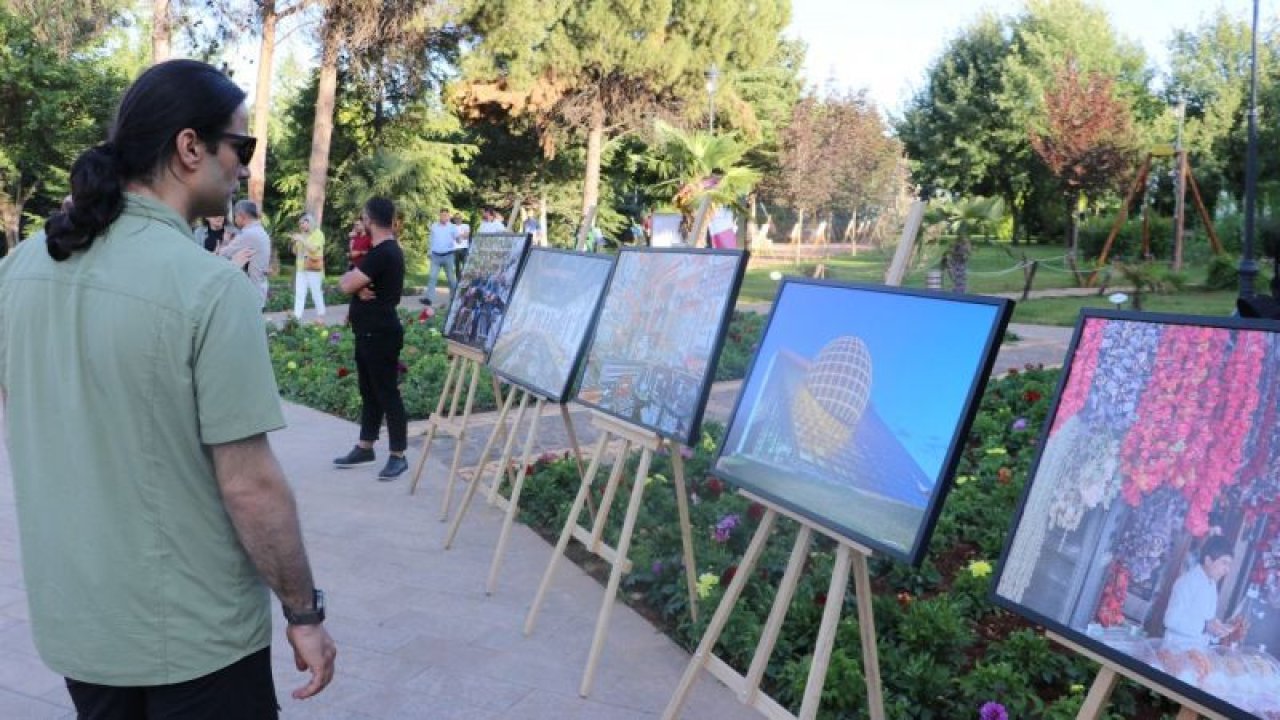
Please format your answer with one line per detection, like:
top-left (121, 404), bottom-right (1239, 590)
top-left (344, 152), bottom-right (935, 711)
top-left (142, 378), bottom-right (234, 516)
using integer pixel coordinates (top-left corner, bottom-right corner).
top-left (642, 120), bottom-right (761, 243)
top-left (923, 196), bottom-right (1004, 293)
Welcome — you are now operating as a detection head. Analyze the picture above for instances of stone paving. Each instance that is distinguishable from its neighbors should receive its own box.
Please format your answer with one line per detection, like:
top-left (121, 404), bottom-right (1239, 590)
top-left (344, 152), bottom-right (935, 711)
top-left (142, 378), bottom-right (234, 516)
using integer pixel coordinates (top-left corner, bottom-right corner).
top-left (0, 402), bottom-right (748, 719)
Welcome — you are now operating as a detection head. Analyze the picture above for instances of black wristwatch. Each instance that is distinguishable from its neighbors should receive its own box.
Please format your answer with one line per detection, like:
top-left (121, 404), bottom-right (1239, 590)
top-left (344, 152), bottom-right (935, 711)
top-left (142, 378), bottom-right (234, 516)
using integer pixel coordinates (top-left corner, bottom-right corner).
top-left (283, 589), bottom-right (325, 626)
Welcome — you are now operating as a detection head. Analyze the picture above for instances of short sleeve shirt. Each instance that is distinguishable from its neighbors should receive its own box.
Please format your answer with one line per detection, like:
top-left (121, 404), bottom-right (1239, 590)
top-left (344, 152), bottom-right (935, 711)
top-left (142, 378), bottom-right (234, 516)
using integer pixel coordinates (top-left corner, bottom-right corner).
top-left (348, 238), bottom-right (405, 333)
top-left (0, 193), bottom-right (285, 685)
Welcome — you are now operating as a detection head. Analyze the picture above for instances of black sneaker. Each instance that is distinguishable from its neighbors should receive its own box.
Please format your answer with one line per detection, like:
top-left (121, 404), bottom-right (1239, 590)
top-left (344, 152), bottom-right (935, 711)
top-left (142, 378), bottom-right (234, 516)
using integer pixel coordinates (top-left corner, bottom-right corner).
top-left (378, 455), bottom-right (409, 481)
top-left (334, 445), bottom-right (376, 468)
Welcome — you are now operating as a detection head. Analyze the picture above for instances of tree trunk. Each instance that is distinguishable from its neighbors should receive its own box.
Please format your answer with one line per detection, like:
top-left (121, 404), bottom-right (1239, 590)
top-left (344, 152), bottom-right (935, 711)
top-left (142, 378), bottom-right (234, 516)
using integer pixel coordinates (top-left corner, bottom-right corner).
top-left (248, 1), bottom-right (278, 209)
top-left (2, 182), bottom-right (35, 252)
top-left (793, 208), bottom-right (804, 265)
top-left (303, 15), bottom-right (340, 226)
top-left (152, 0), bottom-right (171, 63)
top-left (581, 104), bottom-right (605, 218)
top-left (538, 193), bottom-right (547, 247)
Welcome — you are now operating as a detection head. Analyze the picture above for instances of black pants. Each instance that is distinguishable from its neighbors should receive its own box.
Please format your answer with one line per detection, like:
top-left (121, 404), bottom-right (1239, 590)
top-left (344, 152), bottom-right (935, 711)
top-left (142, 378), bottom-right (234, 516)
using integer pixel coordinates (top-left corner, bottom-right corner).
top-left (454, 247), bottom-right (468, 276)
top-left (356, 326), bottom-right (407, 452)
top-left (66, 646), bottom-right (277, 720)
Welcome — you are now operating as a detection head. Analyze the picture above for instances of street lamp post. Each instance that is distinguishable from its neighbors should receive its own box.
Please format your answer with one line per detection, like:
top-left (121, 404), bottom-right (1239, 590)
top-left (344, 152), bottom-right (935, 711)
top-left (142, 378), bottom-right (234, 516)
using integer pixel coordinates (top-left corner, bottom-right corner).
top-left (705, 64), bottom-right (720, 135)
top-left (1241, 0), bottom-right (1261, 299)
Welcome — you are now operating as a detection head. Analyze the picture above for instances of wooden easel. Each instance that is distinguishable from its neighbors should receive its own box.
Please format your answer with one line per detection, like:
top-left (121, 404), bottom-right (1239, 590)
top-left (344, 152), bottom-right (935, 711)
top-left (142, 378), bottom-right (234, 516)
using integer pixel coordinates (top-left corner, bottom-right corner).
top-left (524, 410), bottom-right (701, 697)
top-left (663, 492), bottom-right (886, 720)
top-left (407, 340), bottom-right (503, 521)
top-left (1048, 633), bottom-right (1228, 720)
top-left (441, 386), bottom-right (590, 596)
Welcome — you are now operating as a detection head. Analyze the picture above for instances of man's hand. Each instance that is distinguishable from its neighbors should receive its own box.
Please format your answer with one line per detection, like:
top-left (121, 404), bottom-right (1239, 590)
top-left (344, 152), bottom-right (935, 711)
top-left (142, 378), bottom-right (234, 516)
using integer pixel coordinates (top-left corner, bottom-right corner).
top-left (356, 287), bottom-right (376, 301)
top-left (286, 623), bottom-right (336, 699)
top-left (231, 247), bottom-right (255, 269)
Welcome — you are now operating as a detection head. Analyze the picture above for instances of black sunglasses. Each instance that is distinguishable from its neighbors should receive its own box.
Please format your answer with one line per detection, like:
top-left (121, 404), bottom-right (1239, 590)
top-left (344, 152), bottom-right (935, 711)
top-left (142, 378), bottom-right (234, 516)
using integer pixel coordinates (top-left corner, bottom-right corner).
top-left (217, 132), bottom-right (258, 166)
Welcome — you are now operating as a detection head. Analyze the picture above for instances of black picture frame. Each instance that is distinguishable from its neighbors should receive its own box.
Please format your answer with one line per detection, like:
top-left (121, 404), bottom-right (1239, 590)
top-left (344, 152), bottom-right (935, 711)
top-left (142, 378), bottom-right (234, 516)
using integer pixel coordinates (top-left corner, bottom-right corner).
top-left (574, 247), bottom-right (747, 447)
top-left (486, 248), bottom-right (616, 403)
top-left (992, 309), bottom-right (1280, 720)
top-left (712, 278), bottom-right (1012, 565)
top-left (442, 232), bottom-right (531, 355)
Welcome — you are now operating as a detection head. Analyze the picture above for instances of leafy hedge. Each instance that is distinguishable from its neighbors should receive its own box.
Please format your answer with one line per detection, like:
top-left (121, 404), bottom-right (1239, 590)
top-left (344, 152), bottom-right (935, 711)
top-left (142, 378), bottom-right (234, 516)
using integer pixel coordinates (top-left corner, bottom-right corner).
top-left (269, 310), bottom-right (766, 421)
top-left (513, 368), bottom-right (1183, 719)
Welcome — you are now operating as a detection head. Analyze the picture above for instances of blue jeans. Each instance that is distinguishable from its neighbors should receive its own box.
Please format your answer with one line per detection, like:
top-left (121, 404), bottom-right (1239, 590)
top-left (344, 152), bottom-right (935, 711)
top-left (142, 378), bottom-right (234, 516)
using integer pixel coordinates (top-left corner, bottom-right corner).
top-left (424, 251), bottom-right (457, 305)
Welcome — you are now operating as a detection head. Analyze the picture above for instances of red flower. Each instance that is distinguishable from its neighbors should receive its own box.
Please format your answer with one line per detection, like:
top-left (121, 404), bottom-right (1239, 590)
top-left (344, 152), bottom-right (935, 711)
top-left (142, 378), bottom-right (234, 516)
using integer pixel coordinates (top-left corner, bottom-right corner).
top-left (720, 565), bottom-right (738, 585)
top-left (997, 467), bottom-right (1012, 485)
top-left (706, 476), bottom-right (724, 498)
top-left (814, 591), bottom-right (827, 607)
top-left (418, 309), bottom-right (429, 323)
top-left (1022, 389), bottom-right (1042, 403)
top-left (896, 591), bottom-right (913, 608)
top-left (337, 367), bottom-right (349, 378)
top-left (747, 502), bottom-right (766, 522)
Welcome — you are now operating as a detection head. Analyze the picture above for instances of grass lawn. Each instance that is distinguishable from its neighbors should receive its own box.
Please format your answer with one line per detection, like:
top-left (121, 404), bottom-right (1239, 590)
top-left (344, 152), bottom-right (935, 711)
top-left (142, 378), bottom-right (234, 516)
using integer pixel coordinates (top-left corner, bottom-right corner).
top-left (1011, 289), bottom-right (1245, 326)
top-left (739, 243), bottom-right (1085, 302)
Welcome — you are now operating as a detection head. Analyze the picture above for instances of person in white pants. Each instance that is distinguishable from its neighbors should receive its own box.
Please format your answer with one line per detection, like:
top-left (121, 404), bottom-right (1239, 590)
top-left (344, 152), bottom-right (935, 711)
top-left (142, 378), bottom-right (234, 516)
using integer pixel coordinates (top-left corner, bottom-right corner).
top-left (293, 212), bottom-right (327, 322)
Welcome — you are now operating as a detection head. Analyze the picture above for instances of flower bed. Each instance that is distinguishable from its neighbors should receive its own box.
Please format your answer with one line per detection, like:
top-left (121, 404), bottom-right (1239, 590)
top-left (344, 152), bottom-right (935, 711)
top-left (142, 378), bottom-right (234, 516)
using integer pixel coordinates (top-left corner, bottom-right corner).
top-left (513, 367), bottom-right (1183, 718)
top-left (269, 310), bottom-right (767, 421)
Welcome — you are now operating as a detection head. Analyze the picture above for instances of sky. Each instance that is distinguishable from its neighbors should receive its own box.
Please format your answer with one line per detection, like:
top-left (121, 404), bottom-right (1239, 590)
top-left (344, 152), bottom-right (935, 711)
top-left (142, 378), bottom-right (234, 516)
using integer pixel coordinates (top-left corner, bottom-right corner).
top-left (736, 282), bottom-right (1004, 479)
top-left (786, 0), bottom-right (1266, 117)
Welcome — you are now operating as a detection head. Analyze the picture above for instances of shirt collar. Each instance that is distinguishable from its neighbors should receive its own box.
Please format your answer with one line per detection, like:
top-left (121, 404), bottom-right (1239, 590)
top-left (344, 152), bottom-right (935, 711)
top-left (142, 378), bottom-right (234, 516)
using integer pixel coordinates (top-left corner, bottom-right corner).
top-left (122, 193), bottom-right (197, 241)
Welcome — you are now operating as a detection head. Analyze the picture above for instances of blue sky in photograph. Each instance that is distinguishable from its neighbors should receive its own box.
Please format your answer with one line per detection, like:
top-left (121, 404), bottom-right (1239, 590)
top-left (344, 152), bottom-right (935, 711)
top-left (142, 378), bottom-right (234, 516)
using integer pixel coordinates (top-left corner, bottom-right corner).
top-left (743, 282), bottom-right (1003, 477)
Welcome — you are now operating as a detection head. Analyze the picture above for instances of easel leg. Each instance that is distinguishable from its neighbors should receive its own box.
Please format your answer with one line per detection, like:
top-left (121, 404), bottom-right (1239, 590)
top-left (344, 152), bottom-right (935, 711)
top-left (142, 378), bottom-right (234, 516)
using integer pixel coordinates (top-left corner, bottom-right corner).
top-left (560, 404), bottom-right (596, 522)
top-left (487, 385), bottom-right (527, 506)
top-left (662, 509), bottom-right (778, 720)
top-left (439, 358), bottom-right (482, 521)
top-left (443, 388), bottom-right (523, 550)
top-left (580, 446), bottom-right (654, 697)
top-left (589, 439), bottom-right (633, 549)
top-left (525, 431), bottom-right (611, 636)
top-left (742, 526), bottom-right (812, 702)
top-left (1076, 666), bottom-right (1118, 720)
top-left (669, 450), bottom-right (699, 623)
top-left (465, 379), bottom-right (519, 502)
top-left (851, 549), bottom-right (885, 720)
top-left (486, 398), bottom-right (544, 595)
top-left (799, 544), bottom-right (853, 720)
top-left (407, 353), bottom-right (459, 495)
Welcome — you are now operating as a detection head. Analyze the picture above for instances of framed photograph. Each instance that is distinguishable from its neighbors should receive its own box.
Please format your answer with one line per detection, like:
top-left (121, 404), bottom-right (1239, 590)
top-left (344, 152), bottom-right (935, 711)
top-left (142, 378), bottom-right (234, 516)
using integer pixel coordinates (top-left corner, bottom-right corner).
top-left (442, 232), bottom-right (531, 354)
top-left (713, 279), bottom-right (1011, 564)
top-left (575, 248), bottom-right (747, 447)
top-left (650, 213), bottom-right (684, 248)
top-left (487, 249), bottom-right (616, 403)
top-left (993, 310), bottom-right (1280, 719)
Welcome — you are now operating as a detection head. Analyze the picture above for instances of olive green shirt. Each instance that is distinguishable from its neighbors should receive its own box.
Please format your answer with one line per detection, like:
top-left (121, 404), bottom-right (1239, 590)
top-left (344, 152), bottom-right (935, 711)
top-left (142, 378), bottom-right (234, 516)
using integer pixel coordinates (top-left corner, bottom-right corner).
top-left (0, 193), bottom-right (285, 685)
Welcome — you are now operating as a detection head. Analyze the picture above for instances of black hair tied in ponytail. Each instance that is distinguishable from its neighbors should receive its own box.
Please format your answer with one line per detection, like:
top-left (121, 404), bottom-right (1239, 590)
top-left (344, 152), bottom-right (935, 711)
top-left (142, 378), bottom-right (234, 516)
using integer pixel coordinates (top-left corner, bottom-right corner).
top-left (45, 142), bottom-right (126, 261)
top-left (43, 59), bottom-right (247, 262)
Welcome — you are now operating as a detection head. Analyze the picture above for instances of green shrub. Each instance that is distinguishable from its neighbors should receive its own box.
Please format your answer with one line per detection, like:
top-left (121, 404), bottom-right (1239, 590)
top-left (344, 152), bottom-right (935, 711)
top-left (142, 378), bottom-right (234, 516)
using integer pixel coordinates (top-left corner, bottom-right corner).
top-left (1205, 253), bottom-right (1240, 290)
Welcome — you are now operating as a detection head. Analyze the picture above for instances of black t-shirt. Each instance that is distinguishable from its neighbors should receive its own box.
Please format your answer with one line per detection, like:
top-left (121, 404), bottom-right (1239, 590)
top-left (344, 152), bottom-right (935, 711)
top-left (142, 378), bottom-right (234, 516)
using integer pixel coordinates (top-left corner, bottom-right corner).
top-left (349, 238), bottom-right (405, 333)
top-left (203, 227), bottom-right (224, 253)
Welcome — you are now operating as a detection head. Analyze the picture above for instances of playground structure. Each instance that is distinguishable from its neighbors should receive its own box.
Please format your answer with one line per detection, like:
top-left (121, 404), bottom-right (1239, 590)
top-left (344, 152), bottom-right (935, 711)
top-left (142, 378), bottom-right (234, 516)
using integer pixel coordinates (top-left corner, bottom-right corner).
top-left (1089, 145), bottom-right (1222, 285)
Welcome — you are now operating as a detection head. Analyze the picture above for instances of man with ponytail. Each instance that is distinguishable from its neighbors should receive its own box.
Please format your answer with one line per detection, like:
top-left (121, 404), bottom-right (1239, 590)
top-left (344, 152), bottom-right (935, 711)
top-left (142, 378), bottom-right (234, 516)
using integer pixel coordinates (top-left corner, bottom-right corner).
top-left (0, 60), bottom-right (335, 718)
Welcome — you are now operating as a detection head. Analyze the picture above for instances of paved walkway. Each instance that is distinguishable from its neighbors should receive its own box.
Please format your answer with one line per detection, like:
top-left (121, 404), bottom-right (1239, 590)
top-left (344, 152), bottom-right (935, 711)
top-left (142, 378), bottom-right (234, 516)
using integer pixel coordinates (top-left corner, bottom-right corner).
top-left (0, 402), bottom-right (746, 719)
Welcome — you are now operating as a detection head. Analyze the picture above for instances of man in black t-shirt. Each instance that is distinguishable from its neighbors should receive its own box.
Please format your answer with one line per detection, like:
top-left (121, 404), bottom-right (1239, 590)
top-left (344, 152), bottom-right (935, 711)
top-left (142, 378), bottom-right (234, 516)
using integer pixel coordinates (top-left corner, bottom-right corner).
top-left (332, 197), bottom-right (409, 480)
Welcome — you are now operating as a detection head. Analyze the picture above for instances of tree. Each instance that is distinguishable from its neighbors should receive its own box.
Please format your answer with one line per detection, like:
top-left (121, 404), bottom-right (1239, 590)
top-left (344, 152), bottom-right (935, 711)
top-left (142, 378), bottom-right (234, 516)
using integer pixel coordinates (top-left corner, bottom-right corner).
top-left (152, 0), bottom-right (170, 62)
top-left (769, 91), bottom-right (900, 244)
top-left (452, 0), bottom-right (789, 222)
top-left (1030, 59), bottom-right (1137, 252)
top-left (3, 0), bottom-right (128, 55)
top-left (0, 7), bottom-right (122, 251)
top-left (248, 0), bottom-right (312, 208)
top-left (923, 196), bottom-right (1005, 293)
top-left (302, 0), bottom-right (454, 224)
top-left (642, 120), bottom-right (760, 239)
